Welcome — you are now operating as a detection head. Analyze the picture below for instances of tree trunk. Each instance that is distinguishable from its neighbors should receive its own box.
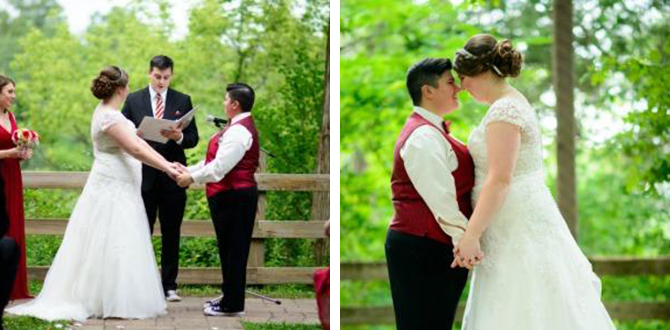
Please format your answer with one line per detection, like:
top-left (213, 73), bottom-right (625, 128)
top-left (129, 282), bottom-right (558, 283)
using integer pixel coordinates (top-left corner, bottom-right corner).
top-left (311, 26), bottom-right (330, 265)
top-left (552, 0), bottom-right (578, 239)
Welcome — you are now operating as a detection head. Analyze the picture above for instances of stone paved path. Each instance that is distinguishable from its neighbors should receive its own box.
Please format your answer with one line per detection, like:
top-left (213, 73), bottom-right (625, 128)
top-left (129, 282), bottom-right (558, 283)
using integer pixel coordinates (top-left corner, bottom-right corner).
top-left (8, 297), bottom-right (319, 330)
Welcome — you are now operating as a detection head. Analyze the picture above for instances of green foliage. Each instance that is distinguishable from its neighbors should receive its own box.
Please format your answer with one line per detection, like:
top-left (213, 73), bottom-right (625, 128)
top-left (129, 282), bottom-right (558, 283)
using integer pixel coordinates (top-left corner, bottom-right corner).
top-left (0, 0), bottom-right (65, 75)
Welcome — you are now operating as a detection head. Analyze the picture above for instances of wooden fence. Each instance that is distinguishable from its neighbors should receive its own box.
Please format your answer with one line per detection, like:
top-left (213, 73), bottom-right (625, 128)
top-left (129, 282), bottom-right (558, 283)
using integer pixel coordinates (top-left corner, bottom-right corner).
top-left (341, 258), bottom-right (670, 324)
top-left (23, 170), bottom-right (329, 285)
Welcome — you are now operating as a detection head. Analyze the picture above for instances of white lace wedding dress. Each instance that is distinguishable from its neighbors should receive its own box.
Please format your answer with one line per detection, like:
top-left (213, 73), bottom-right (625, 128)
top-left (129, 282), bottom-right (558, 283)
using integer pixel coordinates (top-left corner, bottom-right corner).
top-left (461, 96), bottom-right (617, 329)
top-left (8, 104), bottom-right (166, 321)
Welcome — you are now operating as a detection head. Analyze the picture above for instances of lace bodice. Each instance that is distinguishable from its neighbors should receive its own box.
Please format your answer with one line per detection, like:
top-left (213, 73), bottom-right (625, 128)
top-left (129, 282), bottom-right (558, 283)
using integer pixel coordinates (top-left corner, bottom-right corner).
top-left (91, 104), bottom-right (135, 154)
top-left (467, 96), bottom-right (544, 184)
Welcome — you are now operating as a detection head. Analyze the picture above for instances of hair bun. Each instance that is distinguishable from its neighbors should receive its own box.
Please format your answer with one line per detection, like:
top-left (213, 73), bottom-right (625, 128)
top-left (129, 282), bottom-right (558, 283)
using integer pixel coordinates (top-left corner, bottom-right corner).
top-left (90, 66), bottom-right (129, 100)
top-left (491, 39), bottom-right (523, 78)
top-left (91, 75), bottom-right (115, 100)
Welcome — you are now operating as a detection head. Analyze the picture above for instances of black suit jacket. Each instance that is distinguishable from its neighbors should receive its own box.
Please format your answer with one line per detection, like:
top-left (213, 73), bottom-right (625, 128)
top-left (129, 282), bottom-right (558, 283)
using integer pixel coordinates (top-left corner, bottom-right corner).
top-left (122, 87), bottom-right (199, 192)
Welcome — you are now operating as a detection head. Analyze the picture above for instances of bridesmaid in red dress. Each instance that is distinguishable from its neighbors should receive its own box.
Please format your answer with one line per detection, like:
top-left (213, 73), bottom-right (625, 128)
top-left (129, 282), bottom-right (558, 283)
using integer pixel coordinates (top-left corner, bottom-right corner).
top-left (0, 75), bottom-right (32, 300)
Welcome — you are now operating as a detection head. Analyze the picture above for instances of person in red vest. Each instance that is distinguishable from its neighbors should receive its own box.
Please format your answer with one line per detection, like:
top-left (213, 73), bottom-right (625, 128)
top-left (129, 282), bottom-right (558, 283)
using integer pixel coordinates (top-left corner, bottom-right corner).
top-left (386, 57), bottom-right (481, 330)
top-left (176, 83), bottom-right (259, 317)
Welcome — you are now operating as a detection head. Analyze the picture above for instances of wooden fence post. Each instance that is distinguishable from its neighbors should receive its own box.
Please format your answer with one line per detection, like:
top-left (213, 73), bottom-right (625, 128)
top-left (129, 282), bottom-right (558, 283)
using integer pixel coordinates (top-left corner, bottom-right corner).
top-left (248, 152), bottom-right (267, 268)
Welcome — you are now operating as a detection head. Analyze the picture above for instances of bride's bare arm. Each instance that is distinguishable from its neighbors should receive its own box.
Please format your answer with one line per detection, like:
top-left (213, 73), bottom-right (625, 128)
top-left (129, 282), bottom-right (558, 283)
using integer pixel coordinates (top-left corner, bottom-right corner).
top-left (466, 122), bottom-right (521, 237)
top-left (105, 123), bottom-right (172, 173)
top-left (135, 136), bottom-right (170, 164)
top-left (452, 122), bottom-right (521, 268)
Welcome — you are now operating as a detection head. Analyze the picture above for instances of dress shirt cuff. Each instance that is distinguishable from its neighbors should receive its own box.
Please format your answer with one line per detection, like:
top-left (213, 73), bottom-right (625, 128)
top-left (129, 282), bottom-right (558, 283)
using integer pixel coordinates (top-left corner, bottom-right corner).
top-left (436, 216), bottom-right (468, 245)
top-left (190, 169), bottom-right (209, 185)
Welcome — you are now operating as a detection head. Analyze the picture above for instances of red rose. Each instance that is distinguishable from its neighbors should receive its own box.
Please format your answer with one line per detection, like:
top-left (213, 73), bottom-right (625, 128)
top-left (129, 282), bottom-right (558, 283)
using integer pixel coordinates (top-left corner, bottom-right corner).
top-left (22, 130), bottom-right (30, 139)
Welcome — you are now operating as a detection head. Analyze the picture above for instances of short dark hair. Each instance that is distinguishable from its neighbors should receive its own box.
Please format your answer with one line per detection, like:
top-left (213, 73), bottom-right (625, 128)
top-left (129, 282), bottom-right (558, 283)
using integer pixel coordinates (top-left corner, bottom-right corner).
top-left (149, 55), bottom-right (174, 72)
top-left (406, 58), bottom-right (452, 106)
top-left (226, 83), bottom-right (255, 113)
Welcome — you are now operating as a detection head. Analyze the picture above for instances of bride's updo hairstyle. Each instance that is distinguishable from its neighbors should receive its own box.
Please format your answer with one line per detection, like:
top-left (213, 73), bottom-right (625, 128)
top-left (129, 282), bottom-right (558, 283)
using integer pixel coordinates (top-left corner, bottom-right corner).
top-left (454, 34), bottom-right (523, 78)
top-left (90, 66), bottom-right (129, 100)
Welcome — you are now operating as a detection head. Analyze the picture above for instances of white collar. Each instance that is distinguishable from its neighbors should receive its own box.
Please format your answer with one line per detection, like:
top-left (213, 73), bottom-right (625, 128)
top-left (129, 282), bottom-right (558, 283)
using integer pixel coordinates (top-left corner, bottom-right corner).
top-left (148, 85), bottom-right (168, 101)
top-left (230, 112), bottom-right (252, 124)
top-left (413, 106), bottom-right (445, 133)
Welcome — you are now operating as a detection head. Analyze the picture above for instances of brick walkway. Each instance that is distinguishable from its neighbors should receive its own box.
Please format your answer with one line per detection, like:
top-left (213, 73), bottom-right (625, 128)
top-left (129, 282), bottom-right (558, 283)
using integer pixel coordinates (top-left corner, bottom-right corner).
top-left (8, 297), bottom-right (319, 330)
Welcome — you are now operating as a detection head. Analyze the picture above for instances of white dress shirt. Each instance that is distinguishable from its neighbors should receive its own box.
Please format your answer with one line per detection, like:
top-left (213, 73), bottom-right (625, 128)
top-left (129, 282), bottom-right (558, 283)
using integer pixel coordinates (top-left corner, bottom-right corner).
top-left (188, 112), bottom-right (253, 184)
top-left (148, 85), bottom-right (183, 144)
top-left (400, 106), bottom-right (469, 244)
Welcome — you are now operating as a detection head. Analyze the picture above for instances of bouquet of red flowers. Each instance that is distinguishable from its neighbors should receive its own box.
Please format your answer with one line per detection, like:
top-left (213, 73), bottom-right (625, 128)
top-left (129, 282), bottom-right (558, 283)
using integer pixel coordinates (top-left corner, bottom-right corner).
top-left (11, 129), bottom-right (40, 150)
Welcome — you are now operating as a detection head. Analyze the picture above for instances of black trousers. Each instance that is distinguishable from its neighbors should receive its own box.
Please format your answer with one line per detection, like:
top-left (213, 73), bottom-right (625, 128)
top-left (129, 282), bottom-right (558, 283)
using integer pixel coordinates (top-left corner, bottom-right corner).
top-left (0, 237), bottom-right (19, 330)
top-left (143, 187), bottom-right (186, 293)
top-left (385, 229), bottom-right (468, 330)
top-left (208, 187), bottom-right (258, 312)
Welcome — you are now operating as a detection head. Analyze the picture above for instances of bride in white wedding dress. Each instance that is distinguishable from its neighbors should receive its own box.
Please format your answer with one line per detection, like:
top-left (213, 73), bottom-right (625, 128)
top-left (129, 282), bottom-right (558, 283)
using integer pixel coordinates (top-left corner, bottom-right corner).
top-left (451, 35), bottom-right (617, 330)
top-left (8, 66), bottom-right (181, 321)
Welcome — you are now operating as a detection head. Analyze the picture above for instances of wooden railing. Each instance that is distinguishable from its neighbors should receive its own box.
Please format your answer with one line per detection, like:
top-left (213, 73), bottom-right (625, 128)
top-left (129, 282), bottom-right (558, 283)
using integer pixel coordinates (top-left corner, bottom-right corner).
top-left (341, 258), bottom-right (670, 324)
top-left (23, 171), bottom-right (329, 285)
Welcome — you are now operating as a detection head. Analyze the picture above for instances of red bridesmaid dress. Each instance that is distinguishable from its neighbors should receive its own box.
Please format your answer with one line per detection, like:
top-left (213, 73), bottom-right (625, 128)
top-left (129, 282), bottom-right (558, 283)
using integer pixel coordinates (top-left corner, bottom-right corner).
top-left (0, 110), bottom-right (30, 300)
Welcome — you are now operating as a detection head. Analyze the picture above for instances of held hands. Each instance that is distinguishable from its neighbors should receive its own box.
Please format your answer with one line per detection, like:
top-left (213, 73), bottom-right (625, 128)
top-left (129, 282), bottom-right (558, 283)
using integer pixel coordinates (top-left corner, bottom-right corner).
top-left (165, 162), bottom-right (185, 181)
top-left (168, 162), bottom-right (193, 187)
top-left (176, 171), bottom-right (194, 188)
top-left (451, 231), bottom-right (484, 270)
top-left (160, 123), bottom-right (183, 141)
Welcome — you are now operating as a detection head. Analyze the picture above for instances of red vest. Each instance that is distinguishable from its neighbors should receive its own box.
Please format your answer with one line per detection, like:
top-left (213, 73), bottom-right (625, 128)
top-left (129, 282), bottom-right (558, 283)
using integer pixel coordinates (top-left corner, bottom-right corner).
top-left (390, 112), bottom-right (475, 246)
top-left (205, 115), bottom-right (260, 197)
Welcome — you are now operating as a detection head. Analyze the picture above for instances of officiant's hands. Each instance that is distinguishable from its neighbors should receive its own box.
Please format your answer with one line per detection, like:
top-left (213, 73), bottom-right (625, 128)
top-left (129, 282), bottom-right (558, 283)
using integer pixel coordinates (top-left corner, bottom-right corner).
top-left (161, 123), bottom-right (184, 141)
top-left (451, 232), bottom-right (484, 270)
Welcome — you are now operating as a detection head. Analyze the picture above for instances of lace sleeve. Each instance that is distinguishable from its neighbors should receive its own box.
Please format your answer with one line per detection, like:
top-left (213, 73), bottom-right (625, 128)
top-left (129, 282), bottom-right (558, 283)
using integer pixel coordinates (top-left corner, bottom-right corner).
top-left (485, 99), bottom-right (526, 129)
top-left (100, 111), bottom-right (126, 132)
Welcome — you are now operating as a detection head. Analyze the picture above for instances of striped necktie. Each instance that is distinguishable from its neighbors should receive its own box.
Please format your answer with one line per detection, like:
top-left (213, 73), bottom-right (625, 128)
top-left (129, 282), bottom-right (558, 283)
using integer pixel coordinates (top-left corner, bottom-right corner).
top-left (155, 93), bottom-right (164, 119)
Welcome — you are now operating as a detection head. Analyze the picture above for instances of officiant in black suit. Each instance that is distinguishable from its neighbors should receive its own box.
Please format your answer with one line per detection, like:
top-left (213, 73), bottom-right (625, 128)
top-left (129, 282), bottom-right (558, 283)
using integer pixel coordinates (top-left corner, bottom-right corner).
top-left (122, 55), bottom-right (199, 302)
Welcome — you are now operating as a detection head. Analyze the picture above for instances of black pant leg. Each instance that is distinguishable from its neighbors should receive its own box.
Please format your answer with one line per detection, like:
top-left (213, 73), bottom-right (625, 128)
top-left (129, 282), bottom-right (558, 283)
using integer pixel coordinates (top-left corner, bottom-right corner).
top-left (208, 192), bottom-right (231, 296)
top-left (0, 237), bottom-right (19, 328)
top-left (158, 189), bottom-right (186, 292)
top-left (425, 243), bottom-right (469, 328)
top-left (226, 187), bottom-right (257, 311)
top-left (209, 188), bottom-right (257, 312)
top-left (385, 229), bottom-right (467, 330)
top-left (142, 190), bottom-right (160, 235)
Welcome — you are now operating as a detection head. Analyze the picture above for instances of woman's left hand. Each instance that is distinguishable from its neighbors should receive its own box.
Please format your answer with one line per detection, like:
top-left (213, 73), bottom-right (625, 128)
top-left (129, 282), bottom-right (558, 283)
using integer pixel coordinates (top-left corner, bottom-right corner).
top-left (451, 232), bottom-right (484, 270)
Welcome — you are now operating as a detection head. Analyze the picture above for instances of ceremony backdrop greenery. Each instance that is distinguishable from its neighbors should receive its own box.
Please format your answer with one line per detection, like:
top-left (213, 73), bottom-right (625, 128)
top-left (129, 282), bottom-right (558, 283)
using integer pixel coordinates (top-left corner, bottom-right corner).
top-left (340, 0), bottom-right (670, 329)
top-left (1, 0), bottom-right (328, 295)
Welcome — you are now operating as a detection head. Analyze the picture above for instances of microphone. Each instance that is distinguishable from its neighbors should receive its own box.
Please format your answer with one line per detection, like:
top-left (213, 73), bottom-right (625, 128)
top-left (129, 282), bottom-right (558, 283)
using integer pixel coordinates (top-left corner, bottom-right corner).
top-left (206, 115), bottom-right (228, 128)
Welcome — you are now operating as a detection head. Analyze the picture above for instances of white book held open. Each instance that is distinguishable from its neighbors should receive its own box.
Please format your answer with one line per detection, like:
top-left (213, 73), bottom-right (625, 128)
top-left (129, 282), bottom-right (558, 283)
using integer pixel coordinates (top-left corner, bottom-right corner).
top-left (138, 107), bottom-right (198, 144)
